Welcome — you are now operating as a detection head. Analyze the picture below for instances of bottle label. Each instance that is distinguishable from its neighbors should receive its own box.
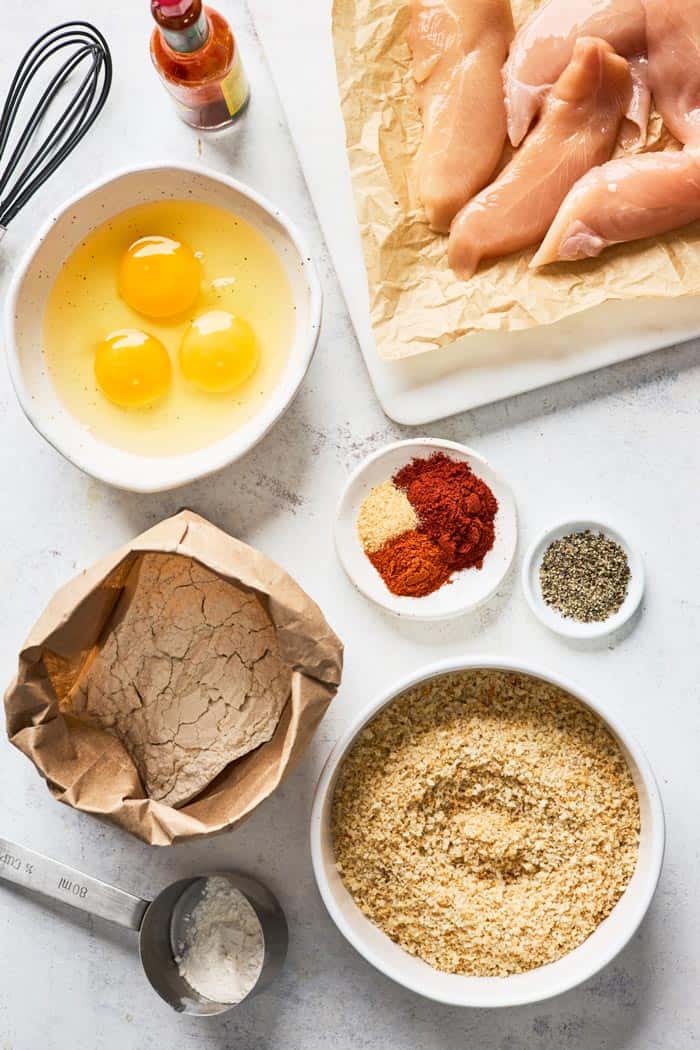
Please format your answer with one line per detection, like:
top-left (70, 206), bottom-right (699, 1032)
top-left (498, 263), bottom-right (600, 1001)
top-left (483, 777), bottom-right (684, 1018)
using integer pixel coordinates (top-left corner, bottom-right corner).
top-left (163, 9), bottom-right (209, 53)
top-left (220, 49), bottom-right (249, 117)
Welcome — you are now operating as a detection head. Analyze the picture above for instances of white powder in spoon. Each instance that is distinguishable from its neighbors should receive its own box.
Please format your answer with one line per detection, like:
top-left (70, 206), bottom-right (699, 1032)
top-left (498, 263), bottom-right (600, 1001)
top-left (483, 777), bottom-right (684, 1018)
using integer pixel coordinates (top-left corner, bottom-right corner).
top-left (176, 877), bottom-right (265, 1004)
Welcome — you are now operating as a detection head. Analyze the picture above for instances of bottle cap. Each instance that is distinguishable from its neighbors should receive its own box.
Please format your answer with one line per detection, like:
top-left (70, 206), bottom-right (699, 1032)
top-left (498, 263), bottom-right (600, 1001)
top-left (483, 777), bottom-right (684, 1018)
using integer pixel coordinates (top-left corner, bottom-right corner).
top-left (157, 0), bottom-right (189, 9)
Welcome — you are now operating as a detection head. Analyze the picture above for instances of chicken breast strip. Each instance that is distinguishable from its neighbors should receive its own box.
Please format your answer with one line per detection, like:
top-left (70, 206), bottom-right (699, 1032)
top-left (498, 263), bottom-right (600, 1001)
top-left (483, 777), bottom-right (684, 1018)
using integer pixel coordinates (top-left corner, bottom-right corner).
top-left (645, 0), bottom-right (700, 147)
top-left (503, 0), bottom-right (647, 149)
top-left (407, 0), bottom-right (514, 234)
top-left (531, 149), bottom-right (700, 267)
top-left (448, 38), bottom-right (630, 279)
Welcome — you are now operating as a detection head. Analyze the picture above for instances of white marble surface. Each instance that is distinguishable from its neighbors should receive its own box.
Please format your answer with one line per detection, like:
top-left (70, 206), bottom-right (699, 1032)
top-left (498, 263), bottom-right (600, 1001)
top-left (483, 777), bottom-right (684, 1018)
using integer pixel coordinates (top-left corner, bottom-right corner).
top-left (0, 3), bottom-right (698, 1048)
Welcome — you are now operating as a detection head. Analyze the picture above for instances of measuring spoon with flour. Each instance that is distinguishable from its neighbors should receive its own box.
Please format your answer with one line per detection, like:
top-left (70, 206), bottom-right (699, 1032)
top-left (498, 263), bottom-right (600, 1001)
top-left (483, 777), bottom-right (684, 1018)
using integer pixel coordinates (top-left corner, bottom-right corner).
top-left (0, 837), bottom-right (288, 1015)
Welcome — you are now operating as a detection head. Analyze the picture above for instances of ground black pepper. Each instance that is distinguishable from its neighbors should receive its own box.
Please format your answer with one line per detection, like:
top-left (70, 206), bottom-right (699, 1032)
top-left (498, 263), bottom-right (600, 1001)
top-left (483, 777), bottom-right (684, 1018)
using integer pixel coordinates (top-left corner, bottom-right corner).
top-left (539, 530), bottom-right (630, 623)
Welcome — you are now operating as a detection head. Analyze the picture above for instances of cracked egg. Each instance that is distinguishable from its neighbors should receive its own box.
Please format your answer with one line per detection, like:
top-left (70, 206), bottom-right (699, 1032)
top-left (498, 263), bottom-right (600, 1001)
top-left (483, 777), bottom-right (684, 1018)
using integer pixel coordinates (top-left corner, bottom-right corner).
top-left (42, 199), bottom-right (295, 457)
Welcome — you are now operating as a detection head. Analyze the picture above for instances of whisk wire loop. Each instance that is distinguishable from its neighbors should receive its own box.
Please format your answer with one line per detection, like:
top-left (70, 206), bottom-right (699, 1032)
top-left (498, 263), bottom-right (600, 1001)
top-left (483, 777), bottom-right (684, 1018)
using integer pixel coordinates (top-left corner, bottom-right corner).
top-left (0, 21), bottom-right (112, 231)
top-left (4, 47), bottom-right (99, 201)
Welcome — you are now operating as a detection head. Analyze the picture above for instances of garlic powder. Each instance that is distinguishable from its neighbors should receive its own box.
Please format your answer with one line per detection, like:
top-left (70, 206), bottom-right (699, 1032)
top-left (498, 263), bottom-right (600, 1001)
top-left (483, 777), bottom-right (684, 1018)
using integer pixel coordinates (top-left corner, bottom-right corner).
top-left (356, 480), bottom-right (418, 552)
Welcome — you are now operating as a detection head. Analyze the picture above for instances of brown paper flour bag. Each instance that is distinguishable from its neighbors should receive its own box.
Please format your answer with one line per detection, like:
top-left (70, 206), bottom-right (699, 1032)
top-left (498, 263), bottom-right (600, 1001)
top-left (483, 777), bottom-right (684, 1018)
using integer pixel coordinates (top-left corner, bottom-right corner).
top-left (5, 510), bottom-right (343, 845)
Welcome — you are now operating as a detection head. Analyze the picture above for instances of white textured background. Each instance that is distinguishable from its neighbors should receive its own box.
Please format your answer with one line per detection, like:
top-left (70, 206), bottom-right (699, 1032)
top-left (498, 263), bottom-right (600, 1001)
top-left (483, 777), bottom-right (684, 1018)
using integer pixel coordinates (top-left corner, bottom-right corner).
top-left (0, 2), bottom-right (698, 1048)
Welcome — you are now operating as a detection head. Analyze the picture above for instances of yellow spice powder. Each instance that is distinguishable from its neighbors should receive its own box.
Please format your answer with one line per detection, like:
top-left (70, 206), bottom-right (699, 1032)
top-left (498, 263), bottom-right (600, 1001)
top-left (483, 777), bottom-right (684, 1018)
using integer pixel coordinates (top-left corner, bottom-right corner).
top-left (356, 480), bottom-right (418, 552)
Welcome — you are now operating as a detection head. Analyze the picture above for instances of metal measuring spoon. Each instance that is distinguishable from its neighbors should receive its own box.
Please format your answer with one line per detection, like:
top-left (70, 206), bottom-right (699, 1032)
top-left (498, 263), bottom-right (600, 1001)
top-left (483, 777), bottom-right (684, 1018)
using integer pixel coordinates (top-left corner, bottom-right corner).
top-left (0, 836), bottom-right (287, 1015)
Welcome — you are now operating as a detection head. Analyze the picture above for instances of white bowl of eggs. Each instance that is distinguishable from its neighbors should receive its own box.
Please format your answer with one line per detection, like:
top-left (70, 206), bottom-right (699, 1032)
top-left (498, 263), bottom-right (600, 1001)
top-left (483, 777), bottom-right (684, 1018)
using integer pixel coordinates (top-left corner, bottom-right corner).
top-left (4, 163), bottom-right (322, 492)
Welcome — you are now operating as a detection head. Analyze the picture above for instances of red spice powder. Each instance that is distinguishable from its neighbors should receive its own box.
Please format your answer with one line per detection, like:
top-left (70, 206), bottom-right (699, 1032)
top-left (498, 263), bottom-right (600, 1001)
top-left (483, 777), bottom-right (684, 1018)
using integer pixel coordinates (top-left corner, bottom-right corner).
top-left (393, 452), bottom-right (499, 572)
top-left (368, 530), bottom-right (452, 597)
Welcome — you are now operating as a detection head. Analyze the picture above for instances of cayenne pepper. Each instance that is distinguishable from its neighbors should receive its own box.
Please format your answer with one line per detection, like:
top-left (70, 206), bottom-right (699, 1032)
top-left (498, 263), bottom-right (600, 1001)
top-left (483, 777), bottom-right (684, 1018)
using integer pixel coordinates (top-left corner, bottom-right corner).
top-left (358, 451), bottom-right (499, 598)
top-left (368, 531), bottom-right (452, 597)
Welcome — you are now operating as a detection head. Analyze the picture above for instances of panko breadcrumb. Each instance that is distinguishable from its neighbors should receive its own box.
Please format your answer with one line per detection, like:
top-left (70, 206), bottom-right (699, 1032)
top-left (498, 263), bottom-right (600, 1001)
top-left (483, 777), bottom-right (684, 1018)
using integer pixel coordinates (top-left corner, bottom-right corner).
top-left (331, 670), bottom-right (640, 977)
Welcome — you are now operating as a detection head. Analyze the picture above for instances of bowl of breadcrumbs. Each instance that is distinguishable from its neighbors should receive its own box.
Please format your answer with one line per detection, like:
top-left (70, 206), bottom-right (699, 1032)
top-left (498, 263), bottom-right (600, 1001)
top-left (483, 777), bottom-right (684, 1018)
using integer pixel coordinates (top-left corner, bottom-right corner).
top-left (310, 660), bottom-right (664, 1007)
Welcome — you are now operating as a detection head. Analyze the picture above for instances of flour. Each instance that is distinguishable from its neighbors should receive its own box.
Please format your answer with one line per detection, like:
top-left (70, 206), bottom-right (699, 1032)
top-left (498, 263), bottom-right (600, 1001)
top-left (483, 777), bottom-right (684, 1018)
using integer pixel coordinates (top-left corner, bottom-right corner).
top-left (176, 877), bottom-right (265, 1004)
top-left (69, 553), bottom-right (291, 808)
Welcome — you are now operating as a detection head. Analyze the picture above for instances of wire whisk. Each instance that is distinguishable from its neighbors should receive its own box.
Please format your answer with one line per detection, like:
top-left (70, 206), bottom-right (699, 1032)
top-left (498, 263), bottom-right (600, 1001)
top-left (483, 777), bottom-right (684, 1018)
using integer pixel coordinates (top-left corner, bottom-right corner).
top-left (0, 21), bottom-right (112, 237)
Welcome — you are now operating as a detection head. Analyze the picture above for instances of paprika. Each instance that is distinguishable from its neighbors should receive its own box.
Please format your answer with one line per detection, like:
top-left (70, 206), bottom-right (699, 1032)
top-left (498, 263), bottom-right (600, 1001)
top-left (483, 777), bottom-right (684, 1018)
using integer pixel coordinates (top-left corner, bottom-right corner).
top-left (394, 452), bottom-right (498, 571)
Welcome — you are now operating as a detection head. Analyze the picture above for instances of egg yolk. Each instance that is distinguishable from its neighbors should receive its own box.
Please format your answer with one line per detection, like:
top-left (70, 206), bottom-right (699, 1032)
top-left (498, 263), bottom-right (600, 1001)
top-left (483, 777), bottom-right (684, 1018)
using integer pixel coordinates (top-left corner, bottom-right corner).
top-left (118, 235), bottom-right (200, 318)
top-left (179, 311), bottom-right (259, 394)
top-left (95, 329), bottom-right (172, 408)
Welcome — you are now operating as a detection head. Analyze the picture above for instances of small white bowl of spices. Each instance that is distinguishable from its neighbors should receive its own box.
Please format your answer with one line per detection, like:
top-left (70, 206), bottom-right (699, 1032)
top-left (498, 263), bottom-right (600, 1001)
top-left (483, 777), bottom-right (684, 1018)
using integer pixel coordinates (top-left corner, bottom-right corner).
top-left (522, 518), bottom-right (644, 640)
top-left (335, 439), bottom-right (517, 621)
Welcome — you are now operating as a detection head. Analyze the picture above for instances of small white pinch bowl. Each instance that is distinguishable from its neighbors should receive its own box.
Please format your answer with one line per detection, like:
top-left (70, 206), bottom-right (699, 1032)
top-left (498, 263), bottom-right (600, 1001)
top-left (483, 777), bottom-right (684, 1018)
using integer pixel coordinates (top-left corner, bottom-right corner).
top-left (4, 163), bottom-right (322, 493)
top-left (334, 439), bottom-right (517, 621)
top-left (310, 658), bottom-right (665, 1008)
top-left (522, 518), bottom-right (645, 640)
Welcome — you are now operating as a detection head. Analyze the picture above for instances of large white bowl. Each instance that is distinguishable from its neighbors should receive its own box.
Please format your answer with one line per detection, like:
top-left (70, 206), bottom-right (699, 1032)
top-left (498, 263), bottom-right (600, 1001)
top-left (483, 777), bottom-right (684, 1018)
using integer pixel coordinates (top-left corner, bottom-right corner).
top-left (311, 658), bottom-right (665, 1008)
top-left (4, 163), bottom-right (322, 493)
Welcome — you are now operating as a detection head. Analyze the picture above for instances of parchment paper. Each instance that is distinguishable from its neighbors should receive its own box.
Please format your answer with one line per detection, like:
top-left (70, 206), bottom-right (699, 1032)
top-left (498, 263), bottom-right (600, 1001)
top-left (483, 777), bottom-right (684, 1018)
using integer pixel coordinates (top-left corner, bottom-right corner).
top-left (4, 510), bottom-right (343, 846)
top-left (333, 0), bottom-right (699, 359)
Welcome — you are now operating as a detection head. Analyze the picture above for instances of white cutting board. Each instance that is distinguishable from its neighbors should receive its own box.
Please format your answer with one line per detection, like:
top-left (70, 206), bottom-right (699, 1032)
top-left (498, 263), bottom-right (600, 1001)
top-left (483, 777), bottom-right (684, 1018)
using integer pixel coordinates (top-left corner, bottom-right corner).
top-left (251, 0), bottom-right (700, 424)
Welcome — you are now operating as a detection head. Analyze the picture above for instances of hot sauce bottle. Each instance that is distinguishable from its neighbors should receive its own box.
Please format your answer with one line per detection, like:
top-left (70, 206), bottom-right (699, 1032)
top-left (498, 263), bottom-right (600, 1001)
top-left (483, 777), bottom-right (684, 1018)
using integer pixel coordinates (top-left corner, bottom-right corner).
top-left (150, 0), bottom-right (249, 130)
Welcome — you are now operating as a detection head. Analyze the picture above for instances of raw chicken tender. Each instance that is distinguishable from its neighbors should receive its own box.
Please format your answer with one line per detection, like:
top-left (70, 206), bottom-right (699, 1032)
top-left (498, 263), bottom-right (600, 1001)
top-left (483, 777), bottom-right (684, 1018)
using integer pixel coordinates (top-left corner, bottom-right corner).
top-left (532, 149), bottom-right (700, 266)
top-left (503, 0), bottom-right (647, 148)
top-left (407, 0), bottom-right (514, 233)
top-left (645, 0), bottom-right (700, 147)
top-left (448, 38), bottom-right (630, 279)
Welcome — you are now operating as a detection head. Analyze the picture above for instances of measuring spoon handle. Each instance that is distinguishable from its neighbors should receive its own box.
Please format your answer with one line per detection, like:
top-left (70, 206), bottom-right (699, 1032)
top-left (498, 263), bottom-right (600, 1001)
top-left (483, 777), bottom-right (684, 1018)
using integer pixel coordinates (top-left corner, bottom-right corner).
top-left (0, 836), bottom-right (148, 931)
